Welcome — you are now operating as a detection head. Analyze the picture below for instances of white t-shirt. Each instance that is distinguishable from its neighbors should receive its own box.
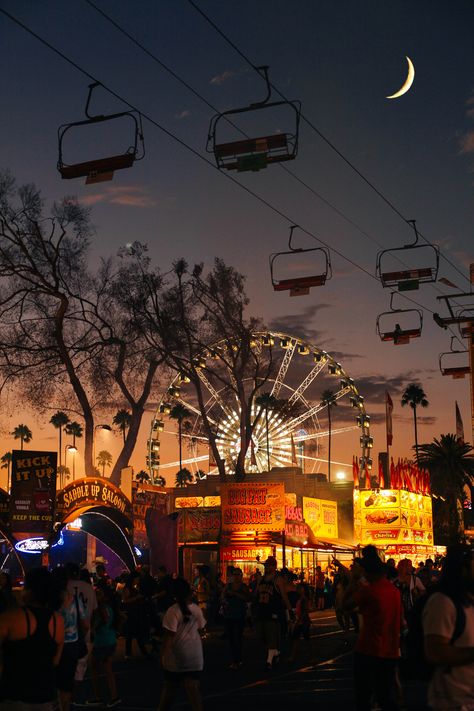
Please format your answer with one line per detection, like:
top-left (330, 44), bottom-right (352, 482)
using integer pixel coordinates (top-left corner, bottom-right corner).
top-left (68, 579), bottom-right (98, 642)
top-left (162, 602), bottom-right (206, 672)
top-left (423, 592), bottom-right (474, 710)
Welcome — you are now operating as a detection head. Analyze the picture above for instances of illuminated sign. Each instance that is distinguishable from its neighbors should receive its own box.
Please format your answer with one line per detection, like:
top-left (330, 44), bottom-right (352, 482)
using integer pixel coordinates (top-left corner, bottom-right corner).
top-left (221, 482), bottom-right (285, 532)
top-left (57, 478), bottom-right (133, 520)
top-left (221, 546), bottom-right (272, 562)
top-left (303, 497), bottom-right (338, 539)
top-left (178, 507), bottom-right (221, 543)
top-left (175, 497), bottom-right (204, 509)
top-left (15, 537), bottom-right (49, 554)
top-left (354, 488), bottom-right (433, 546)
top-left (10, 450), bottom-right (57, 536)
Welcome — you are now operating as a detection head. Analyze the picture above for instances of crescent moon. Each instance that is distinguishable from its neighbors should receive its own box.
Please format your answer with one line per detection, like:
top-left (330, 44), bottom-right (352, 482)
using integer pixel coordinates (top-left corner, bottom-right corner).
top-left (386, 56), bottom-right (415, 99)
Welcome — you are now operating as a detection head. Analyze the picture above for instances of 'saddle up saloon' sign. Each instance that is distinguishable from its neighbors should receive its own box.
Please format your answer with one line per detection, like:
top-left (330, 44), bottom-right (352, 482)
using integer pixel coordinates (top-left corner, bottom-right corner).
top-left (56, 477), bottom-right (133, 521)
top-left (9, 450), bottom-right (57, 535)
top-left (221, 482), bottom-right (285, 532)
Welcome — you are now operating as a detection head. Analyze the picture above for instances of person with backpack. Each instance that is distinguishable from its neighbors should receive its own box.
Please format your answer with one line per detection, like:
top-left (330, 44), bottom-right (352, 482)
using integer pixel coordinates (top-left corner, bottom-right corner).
top-left (423, 543), bottom-right (474, 710)
top-left (395, 558), bottom-right (425, 622)
top-left (221, 567), bottom-right (250, 669)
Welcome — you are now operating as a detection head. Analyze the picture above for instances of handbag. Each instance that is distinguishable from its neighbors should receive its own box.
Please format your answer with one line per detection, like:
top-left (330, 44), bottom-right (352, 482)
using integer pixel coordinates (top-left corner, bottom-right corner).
top-left (74, 594), bottom-right (88, 659)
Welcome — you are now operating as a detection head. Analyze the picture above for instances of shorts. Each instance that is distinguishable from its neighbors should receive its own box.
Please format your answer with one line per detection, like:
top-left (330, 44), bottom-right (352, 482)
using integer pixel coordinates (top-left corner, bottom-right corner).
top-left (163, 670), bottom-right (202, 683)
top-left (257, 619), bottom-right (281, 650)
top-left (56, 642), bottom-right (80, 693)
top-left (92, 644), bottom-right (116, 662)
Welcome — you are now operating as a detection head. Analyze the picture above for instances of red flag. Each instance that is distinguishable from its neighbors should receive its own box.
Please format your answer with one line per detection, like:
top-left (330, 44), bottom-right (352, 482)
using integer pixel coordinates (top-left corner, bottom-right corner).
top-left (455, 401), bottom-right (464, 444)
top-left (385, 391), bottom-right (393, 447)
top-left (352, 455), bottom-right (360, 486)
top-left (378, 457), bottom-right (385, 488)
top-left (390, 457), bottom-right (396, 489)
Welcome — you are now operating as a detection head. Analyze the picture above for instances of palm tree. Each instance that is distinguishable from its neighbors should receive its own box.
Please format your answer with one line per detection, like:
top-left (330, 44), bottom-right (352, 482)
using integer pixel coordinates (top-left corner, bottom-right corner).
top-left (155, 475), bottom-right (166, 487)
top-left (256, 392), bottom-right (278, 472)
top-left (170, 404), bottom-right (192, 474)
top-left (401, 383), bottom-right (429, 459)
top-left (57, 464), bottom-right (71, 489)
top-left (49, 411), bottom-right (70, 467)
top-left (65, 421), bottom-right (83, 479)
top-left (417, 434), bottom-right (474, 544)
top-left (135, 469), bottom-right (150, 484)
top-left (96, 450), bottom-right (113, 477)
top-left (1, 452), bottom-right (12, 492)
top-left (320, 389), bottom-right (337, 482)
top-left (175, 467), bottom-right (193, 488)
top-left (112, 409), bottom-right (132, 445)
top-left (11, 424), bottom-right (32, 451)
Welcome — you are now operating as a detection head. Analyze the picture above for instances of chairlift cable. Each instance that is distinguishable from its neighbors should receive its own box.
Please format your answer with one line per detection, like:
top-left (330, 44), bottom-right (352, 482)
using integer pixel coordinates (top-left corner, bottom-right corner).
top-left (185, 0), bottom-right (471, 288)
top-left (0, 6), bottom-right (463, 344)
top-left (82, 0), bottom-right (464, 308)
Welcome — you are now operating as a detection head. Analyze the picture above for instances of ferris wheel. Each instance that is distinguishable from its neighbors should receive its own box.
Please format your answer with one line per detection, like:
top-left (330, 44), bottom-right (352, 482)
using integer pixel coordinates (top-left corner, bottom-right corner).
top-left (147, 332), bottom-right (372, 481)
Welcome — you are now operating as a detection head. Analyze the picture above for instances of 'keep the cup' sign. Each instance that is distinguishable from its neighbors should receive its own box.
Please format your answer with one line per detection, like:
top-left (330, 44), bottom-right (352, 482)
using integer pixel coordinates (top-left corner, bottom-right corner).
top-left (9, 450), bottom-right (57, 535)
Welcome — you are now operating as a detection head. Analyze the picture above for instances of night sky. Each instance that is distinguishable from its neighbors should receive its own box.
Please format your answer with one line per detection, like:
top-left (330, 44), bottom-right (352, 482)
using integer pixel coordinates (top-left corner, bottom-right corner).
top-left (1, 1), bottom-right (473, 483)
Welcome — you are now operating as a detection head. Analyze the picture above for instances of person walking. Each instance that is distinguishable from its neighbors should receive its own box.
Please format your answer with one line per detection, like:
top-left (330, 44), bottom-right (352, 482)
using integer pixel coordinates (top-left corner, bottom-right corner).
top-left (121, 572), bottom-right (150, 659)
top-left (53, 567), bottom-right (88, 711)
top-left (0, 567), bottom-right (64, 711)
top-left (423, 544), bottom-right (474, 710)
top-left (288, 583), bottom-right (311, 662)
top-left (221, 568), bottom-right (250, 669)
top-left (65, 563), bottom-right (97, 686)
top-left (315, 566), bottom-right (325, 611)
top-left (158, 578), bottom-right (206, 711)
top-left (343, 546), bottom-right (402, 710)
top-left (255, 556), bottom-right (294, 670)
top-left (87, 586), bottom-right (121, 708)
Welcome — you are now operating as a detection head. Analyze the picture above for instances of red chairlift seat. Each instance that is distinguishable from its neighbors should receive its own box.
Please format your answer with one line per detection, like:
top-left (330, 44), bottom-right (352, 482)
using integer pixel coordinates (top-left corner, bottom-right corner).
top-left (57, 83), bottom-right (144, 185)
top-left (376, 220), bottom-right (439, 290)
top-left (269, 226), bottom-right (331, 297)
top-left (376, 295), bottom-right (423, 346)
top-left (207, 66), bottom-right (301, 173)
top-left (439, 346), bottom-right (470, 378)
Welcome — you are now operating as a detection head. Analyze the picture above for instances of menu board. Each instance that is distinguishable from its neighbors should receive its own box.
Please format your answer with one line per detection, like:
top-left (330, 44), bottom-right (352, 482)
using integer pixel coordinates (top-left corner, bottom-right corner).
top-left (303, 497), bottom-right (338, 539)
top-left (355, 488), bottom-right (433, 546)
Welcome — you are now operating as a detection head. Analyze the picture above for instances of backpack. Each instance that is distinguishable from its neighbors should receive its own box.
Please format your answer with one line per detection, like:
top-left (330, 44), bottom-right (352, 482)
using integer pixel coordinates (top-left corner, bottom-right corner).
top-left (400, 588), bottom-right (466, 681)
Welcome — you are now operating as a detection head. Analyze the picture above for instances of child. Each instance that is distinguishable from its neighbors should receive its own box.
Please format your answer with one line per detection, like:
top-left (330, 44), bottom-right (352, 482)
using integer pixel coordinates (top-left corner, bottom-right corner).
top-left (87, 587), bottom-right (121, 708)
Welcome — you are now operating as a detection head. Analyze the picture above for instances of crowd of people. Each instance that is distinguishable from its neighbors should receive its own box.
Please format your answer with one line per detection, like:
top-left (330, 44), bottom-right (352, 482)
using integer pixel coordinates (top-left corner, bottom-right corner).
top-left (0, 544), bottom-right (472, 711)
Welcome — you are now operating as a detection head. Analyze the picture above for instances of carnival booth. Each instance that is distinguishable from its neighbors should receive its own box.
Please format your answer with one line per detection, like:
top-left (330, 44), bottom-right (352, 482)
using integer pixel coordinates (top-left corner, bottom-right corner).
top-left (353, 457), bottom-right (435, 564)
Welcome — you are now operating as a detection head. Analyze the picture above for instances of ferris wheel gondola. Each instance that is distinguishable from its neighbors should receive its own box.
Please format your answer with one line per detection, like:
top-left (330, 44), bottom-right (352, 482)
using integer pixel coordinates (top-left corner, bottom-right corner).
top-left (57, 83), bottom-right (145, 185)
top-left (148, 332), bottom-right (371, 482)
top-left (376, 220), bottom-right (439, 291)
top-left (207, 66), bottom-right (301, 173)
top-left (270, 225), bottom-right (331, 297)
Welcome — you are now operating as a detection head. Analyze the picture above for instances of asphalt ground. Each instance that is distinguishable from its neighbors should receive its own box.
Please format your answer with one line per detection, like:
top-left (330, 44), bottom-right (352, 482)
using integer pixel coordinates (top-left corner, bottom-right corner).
top-left (74, 610), bottom-right (430, 711)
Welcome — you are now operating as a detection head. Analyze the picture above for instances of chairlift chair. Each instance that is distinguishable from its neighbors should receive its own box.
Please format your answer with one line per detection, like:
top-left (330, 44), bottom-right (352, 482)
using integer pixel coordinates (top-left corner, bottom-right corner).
top-left (207, 66), bottom-right (301, 172)
top-left (270, 225), bottom-right (331, 297)
top-left (439, 352), bottom-right (470, 379)
top-left (376, 293), bottom-right (423, 345)
top-left (57, 83), bottom-right (145, 184)
top-left (376, 220), bottom-right (439, 291)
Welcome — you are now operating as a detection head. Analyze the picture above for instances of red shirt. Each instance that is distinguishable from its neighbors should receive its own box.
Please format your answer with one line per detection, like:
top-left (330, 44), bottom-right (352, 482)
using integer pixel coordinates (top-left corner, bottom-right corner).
top-left (353, 577), bottom-right (401, 658)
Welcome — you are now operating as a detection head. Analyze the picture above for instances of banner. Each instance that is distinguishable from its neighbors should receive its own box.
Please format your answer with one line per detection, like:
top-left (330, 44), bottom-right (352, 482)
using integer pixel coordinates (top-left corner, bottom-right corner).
top-left (455, 401), bottom-right (464, 443)
top-left (132, 483), bottom-right (167, 546)
top-left (56, 477), bottom-right (133, 521)
top-left (178, 507), bottom-right (221, 543)
top-left (385, 391), bottom-right (393, 447)
top-left (302, 497), bottom-right (338, 539)
top-left (221, 482), bottom-right (285, 532)
top-left (9, 450), bottom-right (57, 535)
